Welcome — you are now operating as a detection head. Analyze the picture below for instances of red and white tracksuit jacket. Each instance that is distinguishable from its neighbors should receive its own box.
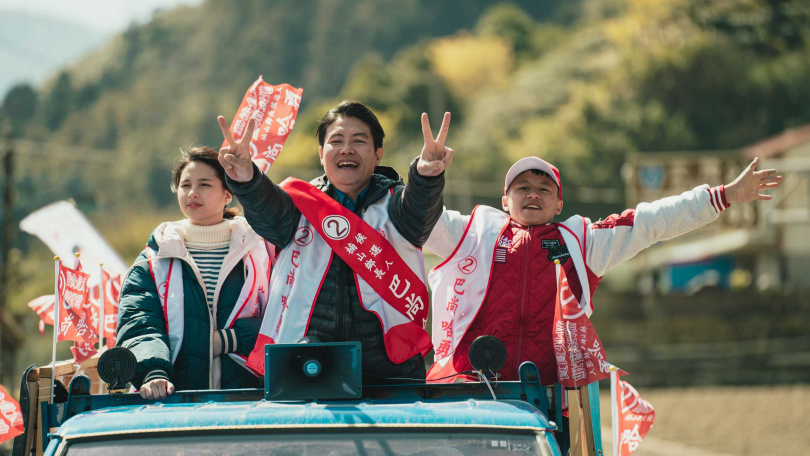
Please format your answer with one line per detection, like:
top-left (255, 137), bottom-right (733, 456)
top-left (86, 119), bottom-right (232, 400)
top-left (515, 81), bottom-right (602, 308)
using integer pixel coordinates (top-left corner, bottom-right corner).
top-left (424, 184), bottom-right (729, 384)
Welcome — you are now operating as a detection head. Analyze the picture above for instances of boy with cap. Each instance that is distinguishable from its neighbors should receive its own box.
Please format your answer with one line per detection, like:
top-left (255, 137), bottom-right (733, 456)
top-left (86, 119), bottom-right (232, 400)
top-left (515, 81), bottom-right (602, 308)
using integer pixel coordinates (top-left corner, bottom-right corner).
top-left (424, 156), bottom-right (781, 383)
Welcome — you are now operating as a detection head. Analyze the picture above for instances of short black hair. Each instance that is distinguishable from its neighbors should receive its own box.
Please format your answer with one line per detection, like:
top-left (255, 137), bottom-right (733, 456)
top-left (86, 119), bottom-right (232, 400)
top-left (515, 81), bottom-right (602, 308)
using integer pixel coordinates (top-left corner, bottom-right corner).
top-left (529, 169), bottom-right (554, 180)
top-left (529, 169), bottom-right (561, 198)
top-left (316, 100), bottom-right (385, 149)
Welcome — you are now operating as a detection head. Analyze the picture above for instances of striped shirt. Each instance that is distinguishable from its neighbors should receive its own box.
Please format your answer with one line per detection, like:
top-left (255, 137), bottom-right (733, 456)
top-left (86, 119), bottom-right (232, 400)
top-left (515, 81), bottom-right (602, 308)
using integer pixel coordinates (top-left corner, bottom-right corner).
top-left (181, 219), bottom-right (232, 315)
top-left (187, 245), bottom-right (229, 313)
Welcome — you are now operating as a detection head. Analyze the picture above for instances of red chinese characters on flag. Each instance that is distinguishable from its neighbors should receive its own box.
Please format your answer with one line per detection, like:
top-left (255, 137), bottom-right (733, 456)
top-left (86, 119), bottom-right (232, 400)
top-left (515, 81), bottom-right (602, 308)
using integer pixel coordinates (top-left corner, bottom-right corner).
top-left (57, 263), bottom-right (97, 343)
top-left (221, 76), bottom-right (303, 173)
top-left (616, 379), bottom-right (655, 456)
top-left (552, 261), bottom-right (615, 387)
top-left (0, 385), bottom-right (24, 444)
top-left (70, 340), bottom-right (97, 365)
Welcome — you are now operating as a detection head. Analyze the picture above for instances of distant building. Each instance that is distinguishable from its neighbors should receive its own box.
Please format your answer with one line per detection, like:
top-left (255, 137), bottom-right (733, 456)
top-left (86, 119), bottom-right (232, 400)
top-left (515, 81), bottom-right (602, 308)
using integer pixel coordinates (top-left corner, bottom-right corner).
top-left (620, 124), bottom-right (810, 294)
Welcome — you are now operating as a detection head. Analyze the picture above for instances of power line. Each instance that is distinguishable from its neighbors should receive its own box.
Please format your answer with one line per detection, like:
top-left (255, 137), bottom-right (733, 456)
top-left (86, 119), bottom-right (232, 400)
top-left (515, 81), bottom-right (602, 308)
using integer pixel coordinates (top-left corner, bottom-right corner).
top-left (11, 138), bottom-right (118, 165)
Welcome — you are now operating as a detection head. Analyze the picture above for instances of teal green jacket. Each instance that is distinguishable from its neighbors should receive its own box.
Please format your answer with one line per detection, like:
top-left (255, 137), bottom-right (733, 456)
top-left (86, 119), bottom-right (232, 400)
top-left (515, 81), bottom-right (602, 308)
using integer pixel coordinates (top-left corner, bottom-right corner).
top-left (116, 218), bottom-right (271, 390)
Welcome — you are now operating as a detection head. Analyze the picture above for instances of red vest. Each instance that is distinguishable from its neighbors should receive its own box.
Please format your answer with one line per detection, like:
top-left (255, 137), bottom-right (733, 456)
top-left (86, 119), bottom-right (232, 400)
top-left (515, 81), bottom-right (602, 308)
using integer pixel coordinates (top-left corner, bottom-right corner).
top-left (451, 221), bottom-right (601, 384)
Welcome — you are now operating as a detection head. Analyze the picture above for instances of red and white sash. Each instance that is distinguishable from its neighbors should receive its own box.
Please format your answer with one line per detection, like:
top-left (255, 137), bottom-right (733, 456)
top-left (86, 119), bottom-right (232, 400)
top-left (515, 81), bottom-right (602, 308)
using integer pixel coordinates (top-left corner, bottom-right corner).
top-left (427, 206), bottom-right (591, 380)
top-left (247, 178), bottom-right (431, 374)
top-left (145, 242), bottom-right (272, 371)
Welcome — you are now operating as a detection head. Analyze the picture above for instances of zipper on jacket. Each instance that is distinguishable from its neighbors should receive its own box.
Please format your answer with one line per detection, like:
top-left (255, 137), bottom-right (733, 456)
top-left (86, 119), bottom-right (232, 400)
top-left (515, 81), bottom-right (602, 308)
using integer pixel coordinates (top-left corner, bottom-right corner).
top-left (171, 256), bottom-right (215, 388)
top-left (177, 251), bottom-right (245, 389)
top-left (338, 200), bottom-right (367, 341)
top-left (514, 227), bottom-right (531, 378)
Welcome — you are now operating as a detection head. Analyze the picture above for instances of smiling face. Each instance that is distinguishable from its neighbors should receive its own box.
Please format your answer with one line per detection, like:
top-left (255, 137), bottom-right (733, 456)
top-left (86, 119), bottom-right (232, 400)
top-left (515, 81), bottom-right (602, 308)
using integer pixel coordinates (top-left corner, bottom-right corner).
top-left (176, 161), bottom-right (233, 226)
top-left (318, 116), bottom-right (383, 201)
top-left (502, 170), bottom-right (563, 226)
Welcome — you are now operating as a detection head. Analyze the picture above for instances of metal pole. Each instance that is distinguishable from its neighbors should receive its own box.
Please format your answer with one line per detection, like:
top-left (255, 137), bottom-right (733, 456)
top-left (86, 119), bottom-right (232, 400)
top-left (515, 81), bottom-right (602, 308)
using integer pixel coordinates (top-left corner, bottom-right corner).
top-left (98, 263), bottom-right (105, 349)
top-left (51, 257), bottom-right (60, 404)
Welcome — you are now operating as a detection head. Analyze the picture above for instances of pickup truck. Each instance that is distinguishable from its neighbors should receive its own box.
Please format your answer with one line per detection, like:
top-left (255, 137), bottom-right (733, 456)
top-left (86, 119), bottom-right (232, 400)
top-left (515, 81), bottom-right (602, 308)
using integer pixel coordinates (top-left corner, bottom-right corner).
top-left (12, 341), bottom-right (602, 456)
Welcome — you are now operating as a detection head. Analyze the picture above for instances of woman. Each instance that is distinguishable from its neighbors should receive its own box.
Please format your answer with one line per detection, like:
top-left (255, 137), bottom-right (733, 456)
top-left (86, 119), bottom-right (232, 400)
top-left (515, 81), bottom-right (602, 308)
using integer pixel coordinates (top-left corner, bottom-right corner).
top-left (117, 146), bottom-right (273, 399)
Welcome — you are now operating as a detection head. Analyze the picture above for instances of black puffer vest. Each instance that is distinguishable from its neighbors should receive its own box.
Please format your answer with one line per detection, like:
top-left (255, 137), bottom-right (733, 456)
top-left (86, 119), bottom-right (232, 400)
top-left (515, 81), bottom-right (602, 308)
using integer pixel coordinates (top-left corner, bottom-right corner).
top-left (304, 171), bottom-right (426, 383)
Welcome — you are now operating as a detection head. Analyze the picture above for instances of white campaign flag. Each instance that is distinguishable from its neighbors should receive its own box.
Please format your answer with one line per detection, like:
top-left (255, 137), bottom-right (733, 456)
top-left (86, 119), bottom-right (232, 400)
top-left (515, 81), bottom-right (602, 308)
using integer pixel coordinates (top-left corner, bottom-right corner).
top-left (20, 201), bottom-right (128, 279)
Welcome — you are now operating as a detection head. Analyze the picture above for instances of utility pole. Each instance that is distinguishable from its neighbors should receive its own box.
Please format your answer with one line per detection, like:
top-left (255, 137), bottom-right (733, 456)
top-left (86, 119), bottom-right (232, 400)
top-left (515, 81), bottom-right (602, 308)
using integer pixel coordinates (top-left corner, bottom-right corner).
top-left (0, 124), bottom-right (16, 386)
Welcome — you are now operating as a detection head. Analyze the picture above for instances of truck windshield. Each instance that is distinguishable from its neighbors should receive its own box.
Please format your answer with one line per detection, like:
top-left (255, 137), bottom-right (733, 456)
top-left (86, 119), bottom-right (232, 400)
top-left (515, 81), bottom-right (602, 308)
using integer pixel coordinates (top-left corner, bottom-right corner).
top-left (64, 430), bottom-right (554, 456)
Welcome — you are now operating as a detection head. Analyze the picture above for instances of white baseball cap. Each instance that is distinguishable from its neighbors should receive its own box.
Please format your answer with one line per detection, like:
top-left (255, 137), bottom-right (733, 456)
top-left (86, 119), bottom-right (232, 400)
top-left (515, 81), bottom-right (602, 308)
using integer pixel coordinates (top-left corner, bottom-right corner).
top-left (504, 157), bottom-right (562, 198)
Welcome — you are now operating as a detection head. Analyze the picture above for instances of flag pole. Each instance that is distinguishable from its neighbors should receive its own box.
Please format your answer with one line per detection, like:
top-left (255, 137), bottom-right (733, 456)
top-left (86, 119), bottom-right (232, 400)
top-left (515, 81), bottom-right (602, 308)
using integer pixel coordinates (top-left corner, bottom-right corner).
top-left (51, 256), bottom-right (60, 405)
top-left (610, 365), bottom-right (619, 456)
top-left (98, 263), bottom-right (105, 349)
top-left (557, 259), bottom-right (587, 456)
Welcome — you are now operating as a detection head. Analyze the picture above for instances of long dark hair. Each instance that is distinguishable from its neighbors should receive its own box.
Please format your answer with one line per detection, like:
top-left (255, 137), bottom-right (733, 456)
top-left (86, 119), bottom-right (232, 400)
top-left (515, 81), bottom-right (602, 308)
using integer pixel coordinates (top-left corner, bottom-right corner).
top-left (171, 146), bottom-right (239, 219)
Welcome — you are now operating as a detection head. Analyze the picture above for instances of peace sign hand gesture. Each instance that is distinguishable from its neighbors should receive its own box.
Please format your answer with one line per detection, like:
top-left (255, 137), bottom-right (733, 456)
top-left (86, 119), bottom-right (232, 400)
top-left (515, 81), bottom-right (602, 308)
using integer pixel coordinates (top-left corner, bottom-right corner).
top-left (724, 157), bottom-right (783, 204)
top-left (217, 116), bottom-right (256, 183)
top-left (416, 112), bottom-right (454, 177)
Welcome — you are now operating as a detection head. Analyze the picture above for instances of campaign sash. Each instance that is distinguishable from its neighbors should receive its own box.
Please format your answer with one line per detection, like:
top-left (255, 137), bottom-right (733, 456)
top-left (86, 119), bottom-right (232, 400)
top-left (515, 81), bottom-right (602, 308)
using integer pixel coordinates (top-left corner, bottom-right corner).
top-left (282, 178), bottom-right (430, 327)
top-left (245, 178), bottom-right (432, 371)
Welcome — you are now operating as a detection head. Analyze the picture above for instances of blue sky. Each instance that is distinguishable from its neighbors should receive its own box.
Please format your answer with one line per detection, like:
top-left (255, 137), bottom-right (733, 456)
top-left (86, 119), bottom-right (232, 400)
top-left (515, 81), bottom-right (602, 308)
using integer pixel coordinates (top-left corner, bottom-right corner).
top-left (0, 0), bottom-right (204, 96)
top-left (0, 0), bottom-right (204, 33)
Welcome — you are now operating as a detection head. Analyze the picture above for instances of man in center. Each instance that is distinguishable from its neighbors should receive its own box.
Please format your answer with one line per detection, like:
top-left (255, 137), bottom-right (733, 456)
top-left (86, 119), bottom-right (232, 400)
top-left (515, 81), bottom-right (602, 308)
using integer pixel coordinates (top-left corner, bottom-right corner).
top-left (217, 101), bottom-right (454, 382)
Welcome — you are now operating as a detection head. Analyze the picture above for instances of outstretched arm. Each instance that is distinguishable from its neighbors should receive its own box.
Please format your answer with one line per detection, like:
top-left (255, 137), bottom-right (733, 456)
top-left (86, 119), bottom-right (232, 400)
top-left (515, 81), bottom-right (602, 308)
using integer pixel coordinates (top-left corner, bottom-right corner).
top-left (584, 158), bottom-right (782, 276)
top-left (217, 116), bottom-right (300, 249)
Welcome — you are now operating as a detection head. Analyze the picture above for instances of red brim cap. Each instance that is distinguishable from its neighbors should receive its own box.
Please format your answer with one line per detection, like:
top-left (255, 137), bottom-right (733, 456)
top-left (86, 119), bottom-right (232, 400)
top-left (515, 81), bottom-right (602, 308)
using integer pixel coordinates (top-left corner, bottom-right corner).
top-left (504, 157), bottom-right (562, 198)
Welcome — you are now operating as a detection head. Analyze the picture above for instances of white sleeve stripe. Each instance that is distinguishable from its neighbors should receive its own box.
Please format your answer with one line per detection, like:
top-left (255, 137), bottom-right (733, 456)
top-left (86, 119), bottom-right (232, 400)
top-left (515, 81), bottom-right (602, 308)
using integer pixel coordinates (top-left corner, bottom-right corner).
top-left (712, 187), bottom-right (727, 212)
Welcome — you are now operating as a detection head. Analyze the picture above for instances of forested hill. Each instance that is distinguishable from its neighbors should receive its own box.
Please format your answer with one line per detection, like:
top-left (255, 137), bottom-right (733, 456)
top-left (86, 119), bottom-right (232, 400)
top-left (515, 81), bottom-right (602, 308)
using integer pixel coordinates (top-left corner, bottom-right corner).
top-left (3, 0), bottom-right (810, 366)
top-left (2, 0), bottom-right (810, 213)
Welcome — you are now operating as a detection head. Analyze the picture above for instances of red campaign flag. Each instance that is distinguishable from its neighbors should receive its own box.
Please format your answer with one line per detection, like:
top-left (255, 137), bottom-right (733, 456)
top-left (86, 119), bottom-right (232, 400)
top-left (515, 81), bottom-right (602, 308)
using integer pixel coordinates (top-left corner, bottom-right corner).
top-left (27, 295), bottom-right (54, 335)
top-left (0, 385), bottom-right (24, 444)
top-left (57, 263), bottom-right (98, 343)
top-left (89, 270), bottom-right (121, 342)
top-left (616, 379), bottom-right (655, 455)
top-left (221, 76), bottom-right (303, 173)
top-left (552, 261), bottom-right (618, 387)
top-left (104, 274), bottom-right (121, 346)
top-left (70, 340), bottom-right (98, 365)
top-left (32, 271), bottom-right (120, 342)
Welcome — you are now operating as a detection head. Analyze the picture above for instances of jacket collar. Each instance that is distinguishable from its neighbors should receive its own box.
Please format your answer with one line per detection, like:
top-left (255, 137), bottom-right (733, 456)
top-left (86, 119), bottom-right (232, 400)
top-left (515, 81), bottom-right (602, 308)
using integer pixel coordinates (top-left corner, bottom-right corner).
top-left (147, 217), bottom-right (262, 260)
top-left (312, 165), bottom-right (402, 209)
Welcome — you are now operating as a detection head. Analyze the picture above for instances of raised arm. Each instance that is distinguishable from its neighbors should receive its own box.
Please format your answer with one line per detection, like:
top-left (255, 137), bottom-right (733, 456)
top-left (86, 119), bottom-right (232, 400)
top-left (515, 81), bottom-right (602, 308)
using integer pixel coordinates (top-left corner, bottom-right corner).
top-left (217, 116), bottom-right (300, 249)
top-left (584, 158), bottom-right (782, 276)
top-left (390, 113), bottom-right (453, 246)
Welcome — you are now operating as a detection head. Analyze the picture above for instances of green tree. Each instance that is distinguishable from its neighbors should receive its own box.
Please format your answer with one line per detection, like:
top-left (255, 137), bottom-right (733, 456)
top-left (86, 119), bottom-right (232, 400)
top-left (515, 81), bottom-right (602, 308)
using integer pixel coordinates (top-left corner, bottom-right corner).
top-left (42, 72), bottom-right (73, 131)
top-left (476, 3), bottom-right (536, 58)
top-left (0, 84), bottom-right (38, 136)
